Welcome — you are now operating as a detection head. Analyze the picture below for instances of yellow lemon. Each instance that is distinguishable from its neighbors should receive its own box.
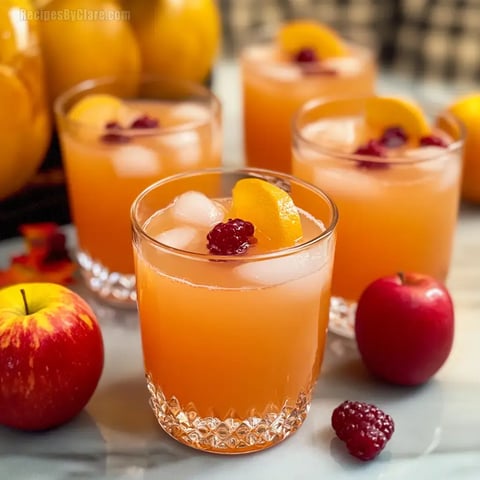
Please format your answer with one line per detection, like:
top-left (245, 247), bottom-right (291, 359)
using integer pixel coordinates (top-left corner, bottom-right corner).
top-left (231, 178), bottom-right (303, 250)
top-left (448, 93), bottom-right (480, 203)
top-left (365, 96), bottom-right (431, 137)
top-left (277, 20), bottom-right (348, 59)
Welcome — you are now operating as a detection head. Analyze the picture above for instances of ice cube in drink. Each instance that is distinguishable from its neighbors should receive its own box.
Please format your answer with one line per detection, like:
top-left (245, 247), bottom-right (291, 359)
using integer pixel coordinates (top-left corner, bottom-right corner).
top-left (292, 96), bottom-right (463, 336)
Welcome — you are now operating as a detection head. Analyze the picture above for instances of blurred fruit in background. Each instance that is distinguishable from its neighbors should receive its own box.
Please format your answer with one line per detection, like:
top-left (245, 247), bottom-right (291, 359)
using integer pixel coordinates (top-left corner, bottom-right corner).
top-left (0, 0), bottom-right (51, 199)
top-left (37, 0), bottom-right (141, 105)
top-left (448, 93), bottom-right (480, 204)
top-left (36, 0), bottom-right (221, 106)
top-left (0, 0), bottom-right (222, 234)
top-left (121, 0), bottom-right (221, 84)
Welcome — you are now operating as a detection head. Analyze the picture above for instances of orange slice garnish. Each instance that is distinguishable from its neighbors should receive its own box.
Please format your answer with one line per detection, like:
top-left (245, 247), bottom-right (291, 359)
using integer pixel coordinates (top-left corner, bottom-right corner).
top-left (67, 93), bottom-right (125, 128)
top-left (231, 178), bottom-right (303, 250)
top-left (277, 20), bottom-right (348, 59)
top-left (365, 96), bottom-right (431, 137)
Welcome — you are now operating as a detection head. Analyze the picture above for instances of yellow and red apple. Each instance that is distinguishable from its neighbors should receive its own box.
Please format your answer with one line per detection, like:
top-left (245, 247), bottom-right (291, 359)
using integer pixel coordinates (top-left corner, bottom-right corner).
top-left (0, 283), bottom-right (104, 431)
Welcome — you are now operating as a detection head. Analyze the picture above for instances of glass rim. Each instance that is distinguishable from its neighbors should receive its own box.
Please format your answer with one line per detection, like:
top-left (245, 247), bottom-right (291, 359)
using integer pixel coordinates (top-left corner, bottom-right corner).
top-left (53, 73), bottom-right (221, 136)
top-left (131, 167), bottom-right (338, 262)
top-left (240, 41), bottom-right (375, 75)
top-left (292, 95), bottom-right (465, 165)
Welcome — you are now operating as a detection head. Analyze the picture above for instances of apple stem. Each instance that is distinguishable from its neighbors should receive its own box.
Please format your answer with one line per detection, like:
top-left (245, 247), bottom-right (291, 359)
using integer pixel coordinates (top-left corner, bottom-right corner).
top-left (397, 271), bottom-right (405, 285)
top-left (20, 289), bottom-right (30, 315)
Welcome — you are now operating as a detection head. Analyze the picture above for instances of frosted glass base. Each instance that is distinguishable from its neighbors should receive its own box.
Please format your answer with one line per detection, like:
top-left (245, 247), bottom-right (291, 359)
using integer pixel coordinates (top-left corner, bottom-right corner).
top-left (329, 296), bottom-right (356, 339)
top-left (147, 374), bottom-right (311, 454)
top-left (77, 250), bottom-right (137, 307)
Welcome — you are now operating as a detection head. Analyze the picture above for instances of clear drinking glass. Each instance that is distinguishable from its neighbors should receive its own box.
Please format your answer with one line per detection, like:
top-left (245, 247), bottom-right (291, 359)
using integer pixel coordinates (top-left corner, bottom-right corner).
top-left (55, 75), bottom-right (221, 306)
top-left (292, 96), bottom-right (464, 337)
top-left (241, 38), bottom-right (376, 173)
top-left (131, 167), bottom-right (338, 454)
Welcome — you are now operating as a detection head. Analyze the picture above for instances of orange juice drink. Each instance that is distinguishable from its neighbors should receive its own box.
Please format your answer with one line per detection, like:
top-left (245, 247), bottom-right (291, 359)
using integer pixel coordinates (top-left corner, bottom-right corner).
top-left (241, 20), bottom-right (376, 173)
top-left (131, 168), bottom-right (337, 454)
top-left (55, 76), bottom-right (221, 305)
top-left (292, 96), bottom-right (464, 336)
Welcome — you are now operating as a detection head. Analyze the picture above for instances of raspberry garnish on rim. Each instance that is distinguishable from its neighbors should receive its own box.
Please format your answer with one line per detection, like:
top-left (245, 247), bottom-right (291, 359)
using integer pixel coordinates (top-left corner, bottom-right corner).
top-left (354, 140), bottom-right (386, 158)
top-left (102, 120), bottom-right (130, 144)
top-left (419, 134), bottom-right (448, 148)
top-left (204, 177), bottom-right (305, 255)
top-left (207, 218), bottom-right (256, 255)
top-left (293, 47), bottom-right (318, 63)
top-left (130, 115), bottom-right (160, 129)
top-left (353, 119), bottom-right (450, 169)
top-left (355, 140), bottom-right (389, 169)
top-left (105, 121), bottom-right (122, 130)
top-left (379, 126), bottom-right (408, 148)
top-left (101, 132), bottom-right (130, 144)
top-left (292, 48), bottom-right (338, 76)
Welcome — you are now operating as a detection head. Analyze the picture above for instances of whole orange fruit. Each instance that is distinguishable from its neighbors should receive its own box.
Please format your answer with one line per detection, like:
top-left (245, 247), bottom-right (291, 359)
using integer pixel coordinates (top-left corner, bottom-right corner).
top-left (121, 0), bottom-right (221, 84)
top-left (0, 0), bottom-right (51, 199)
top-left (448, 93), bottom-right (480, 203)
top-left (38, 0), bottom-right (141, 104)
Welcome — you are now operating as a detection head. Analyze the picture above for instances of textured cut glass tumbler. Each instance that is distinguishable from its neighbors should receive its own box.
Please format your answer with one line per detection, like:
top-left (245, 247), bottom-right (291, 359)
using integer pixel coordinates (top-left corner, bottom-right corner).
top-left (292, 96), bottom-right (464, 338)
top-left (241, 38), bottom-right (376, 174)
top-left (55, 75), bottom-right (221, 306)
top-left (131, 168), bottom-right (338, 454)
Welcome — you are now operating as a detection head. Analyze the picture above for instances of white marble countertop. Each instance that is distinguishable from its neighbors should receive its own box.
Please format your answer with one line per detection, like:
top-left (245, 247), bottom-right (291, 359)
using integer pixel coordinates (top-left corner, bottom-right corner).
top-left (0, 62), bottom-right (479, 479)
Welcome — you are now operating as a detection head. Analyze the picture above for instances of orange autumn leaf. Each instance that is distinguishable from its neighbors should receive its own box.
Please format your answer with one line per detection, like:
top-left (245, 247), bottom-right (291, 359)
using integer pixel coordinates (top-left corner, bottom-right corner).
top-left (0, 223), bottom-right (76, 287)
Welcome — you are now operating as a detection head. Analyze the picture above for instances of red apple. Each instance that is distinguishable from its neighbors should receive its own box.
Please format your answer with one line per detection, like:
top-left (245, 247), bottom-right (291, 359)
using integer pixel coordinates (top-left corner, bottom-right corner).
top-left (0, 282), bottom-right (104, 430)
top-left (354, 272), bottom-right (454, 386)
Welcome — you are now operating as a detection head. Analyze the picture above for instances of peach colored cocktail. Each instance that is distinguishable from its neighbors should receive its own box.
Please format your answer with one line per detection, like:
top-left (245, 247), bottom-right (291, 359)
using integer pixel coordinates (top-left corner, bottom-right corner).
top-left (55, 76), bottom-right (221, 304)
top-left (292, 96), bottom-right (464, 336)
top-left (241, 20), bottom-right (376, 173)
top-left (131, 168), bottom-right (337, 454)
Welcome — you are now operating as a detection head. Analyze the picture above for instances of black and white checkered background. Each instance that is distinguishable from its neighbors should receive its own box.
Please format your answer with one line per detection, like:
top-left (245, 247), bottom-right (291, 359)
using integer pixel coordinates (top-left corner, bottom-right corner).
top-left (218, 0), bottom-right (480, 84)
